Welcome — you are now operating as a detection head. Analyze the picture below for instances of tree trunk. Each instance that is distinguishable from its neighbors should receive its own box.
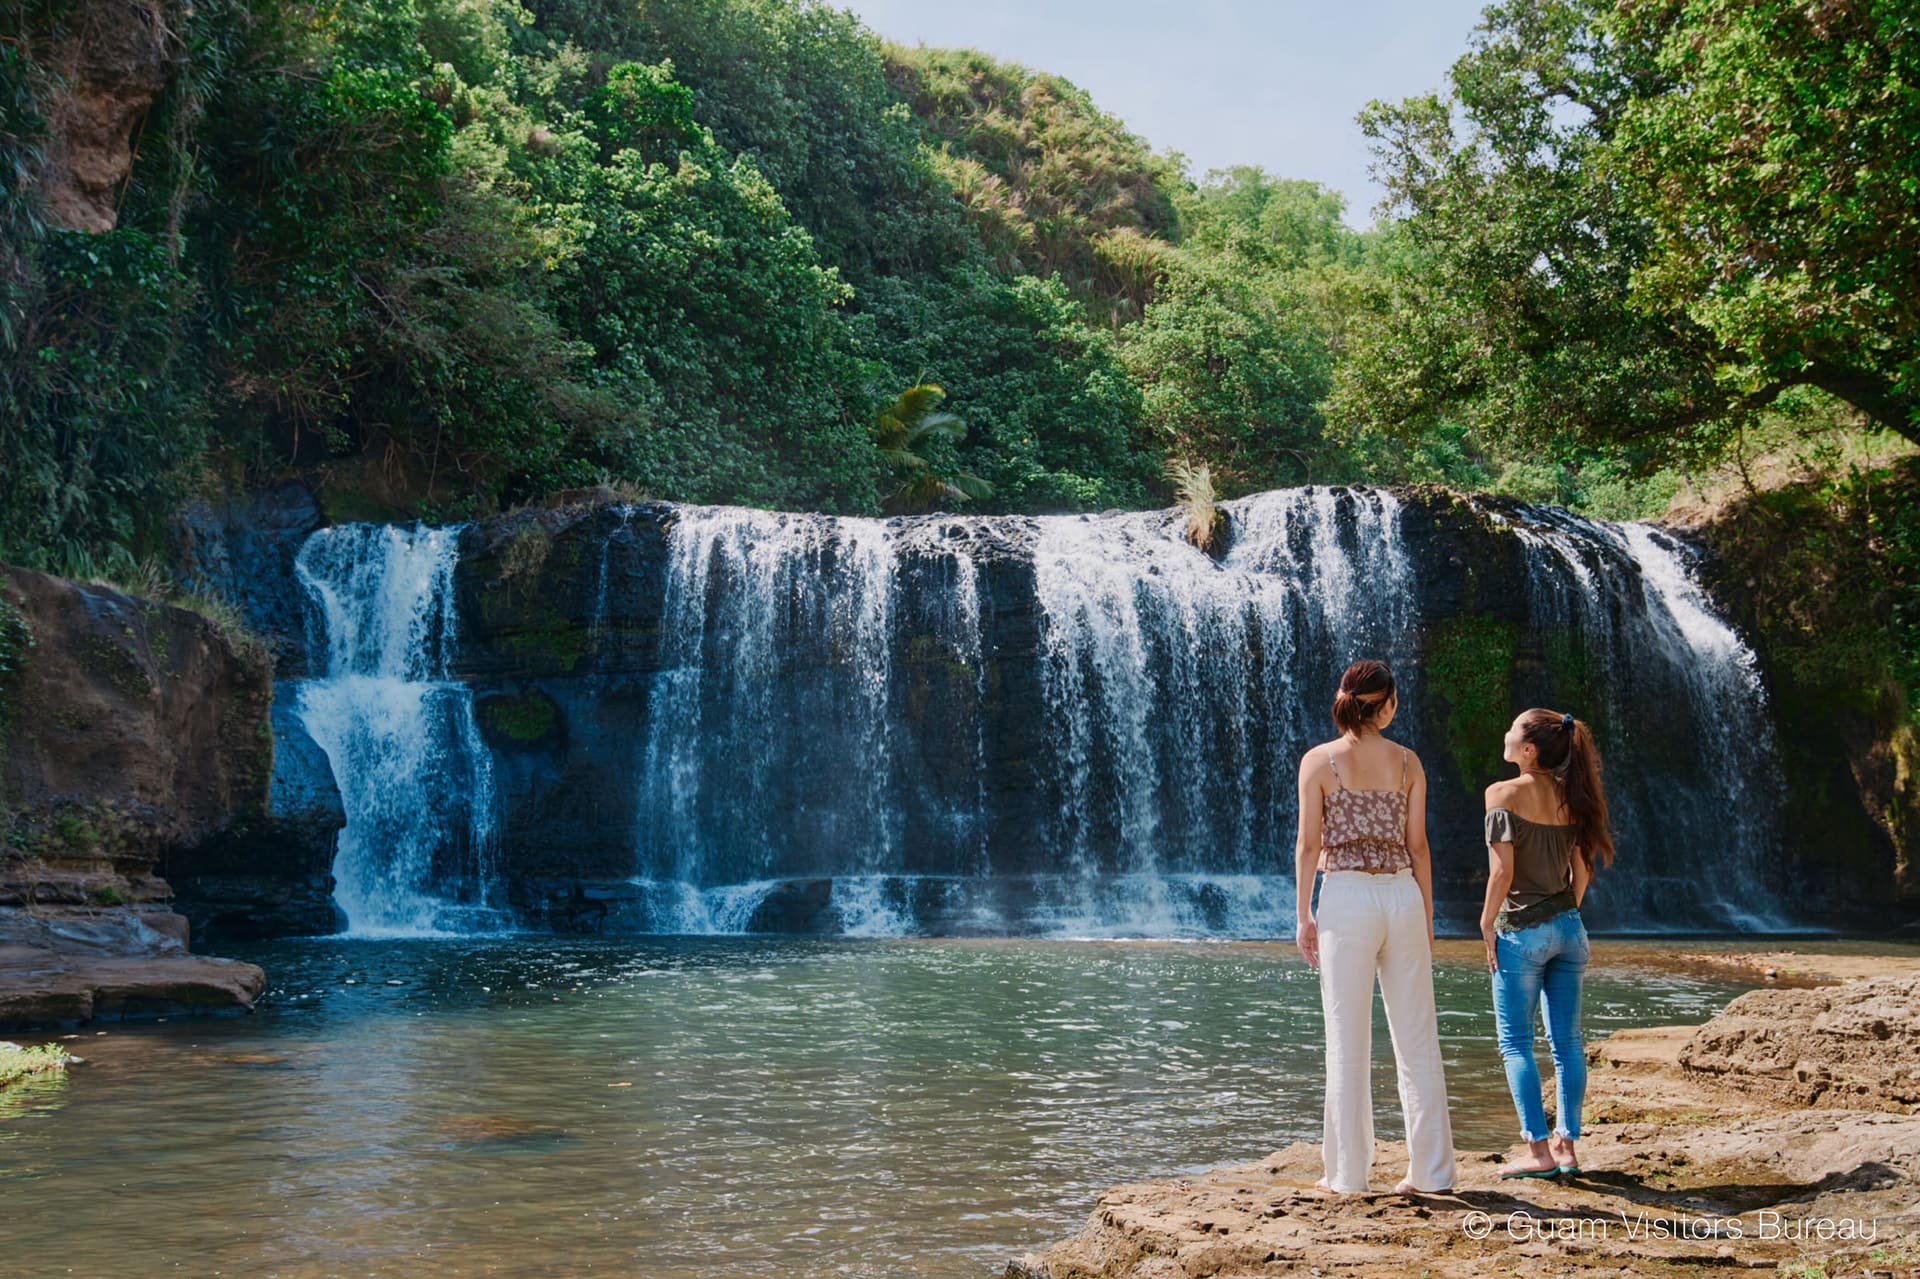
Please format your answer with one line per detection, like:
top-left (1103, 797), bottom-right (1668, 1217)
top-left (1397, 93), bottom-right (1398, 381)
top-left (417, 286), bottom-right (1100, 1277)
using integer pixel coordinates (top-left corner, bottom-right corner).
top-left (1804, 359), bottom-right (1920, 447)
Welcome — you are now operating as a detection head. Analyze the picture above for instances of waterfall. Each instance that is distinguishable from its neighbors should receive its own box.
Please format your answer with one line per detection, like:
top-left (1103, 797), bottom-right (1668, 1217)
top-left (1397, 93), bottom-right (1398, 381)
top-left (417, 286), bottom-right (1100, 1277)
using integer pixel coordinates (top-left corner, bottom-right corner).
top-left (587, 505), bottom-right (631, 646)
top-left (1024, 487), bottom-right (1413, 932)
top-left (634, 507), bottom-right (911, 887)
top-left (293, 524), bottom-right (508, 936)
top-left (275, 487), bottom-right (1798, 940)
top-left (618, 491), bottom-right (1416, 935)
top-left (1499, 505), bottom-right (1788, 930)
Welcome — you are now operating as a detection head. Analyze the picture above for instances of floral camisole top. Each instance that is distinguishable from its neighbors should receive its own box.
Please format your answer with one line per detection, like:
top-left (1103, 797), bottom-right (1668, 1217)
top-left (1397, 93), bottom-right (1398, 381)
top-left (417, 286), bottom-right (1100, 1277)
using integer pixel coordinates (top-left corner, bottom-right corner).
top-left (1317, 745), bottom-right (1413, 873)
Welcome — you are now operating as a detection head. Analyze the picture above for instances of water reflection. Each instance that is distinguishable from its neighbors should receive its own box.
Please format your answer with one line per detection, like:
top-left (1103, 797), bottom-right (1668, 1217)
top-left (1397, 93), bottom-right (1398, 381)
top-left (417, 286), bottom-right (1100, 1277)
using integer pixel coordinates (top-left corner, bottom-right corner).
top-left (0, 937), bottom-right (1757, 1278)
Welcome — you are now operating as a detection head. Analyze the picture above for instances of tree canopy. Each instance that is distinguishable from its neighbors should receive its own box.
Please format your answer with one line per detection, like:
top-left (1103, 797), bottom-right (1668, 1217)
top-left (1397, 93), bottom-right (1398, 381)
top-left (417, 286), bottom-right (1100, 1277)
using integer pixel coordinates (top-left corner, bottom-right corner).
top-left (0, 0), bottom-right (1913, 577)
top-left (1332, 0), bottom-right (1920, 461)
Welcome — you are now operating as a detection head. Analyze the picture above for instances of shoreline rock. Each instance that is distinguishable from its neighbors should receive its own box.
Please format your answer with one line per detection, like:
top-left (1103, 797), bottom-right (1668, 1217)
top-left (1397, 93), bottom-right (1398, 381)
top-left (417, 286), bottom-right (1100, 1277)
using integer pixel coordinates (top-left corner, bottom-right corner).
top-left (1, 565), bottom-right (283, 1027)
top-left (1010, 975), bottom-right (1920, 1278)
top-left (1677, 976), bottom-right (1920, 1113)
top-left (0, 909), bottom-right (264, 1030)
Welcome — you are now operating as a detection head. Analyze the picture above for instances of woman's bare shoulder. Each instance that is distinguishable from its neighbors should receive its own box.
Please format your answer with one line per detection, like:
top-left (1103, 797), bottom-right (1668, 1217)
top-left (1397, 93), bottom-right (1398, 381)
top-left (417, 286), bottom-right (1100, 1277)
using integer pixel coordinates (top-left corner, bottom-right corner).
top-left (1484, 776), bottom-right (1523, 808)
top-left (1298, 737), bottom-right (1340, 776)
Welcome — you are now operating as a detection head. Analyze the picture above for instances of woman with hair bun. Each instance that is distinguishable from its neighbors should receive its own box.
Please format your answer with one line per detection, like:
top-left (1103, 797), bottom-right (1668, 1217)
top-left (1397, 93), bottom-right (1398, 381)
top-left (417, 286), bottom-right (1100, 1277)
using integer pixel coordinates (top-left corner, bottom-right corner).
top-left (1295, 658), bottom-right (1456, 1196)
top-left (1480, 708), bottom-right (1615, 1179)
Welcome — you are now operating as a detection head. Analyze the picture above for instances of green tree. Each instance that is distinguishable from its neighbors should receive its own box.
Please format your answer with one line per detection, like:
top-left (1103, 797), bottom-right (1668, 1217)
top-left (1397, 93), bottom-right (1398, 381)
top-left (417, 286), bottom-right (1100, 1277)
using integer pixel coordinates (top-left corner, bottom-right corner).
top-left (1331, 0), bottom-right (1920, 465)
top-left (537, 58), bottom-right (881, 510)
top-left (1330, 0), bottom-right (1721, 466)
top-left (1610, 0), bottom-right (1920, 442)
top-left (1176, 168), bottom-right (1362, 274)
top-left (528, 0), bottom-right (968, 280)
top-left (856, 267), bottom-right (1157, 511)
top-left (1122, 258), bottom-right (1330, 493)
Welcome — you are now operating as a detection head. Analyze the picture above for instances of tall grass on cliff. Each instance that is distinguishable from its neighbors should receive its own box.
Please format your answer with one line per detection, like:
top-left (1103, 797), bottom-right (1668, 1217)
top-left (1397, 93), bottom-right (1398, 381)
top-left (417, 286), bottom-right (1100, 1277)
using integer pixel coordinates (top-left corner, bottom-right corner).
top-left (1164, 456), bottom-right (1222, 553)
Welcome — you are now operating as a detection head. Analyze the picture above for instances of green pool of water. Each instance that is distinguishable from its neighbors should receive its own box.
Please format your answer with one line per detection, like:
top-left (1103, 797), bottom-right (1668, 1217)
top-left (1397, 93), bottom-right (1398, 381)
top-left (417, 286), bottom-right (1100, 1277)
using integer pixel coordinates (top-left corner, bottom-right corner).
top-left (0, 936), bottom-right (1762, 1278)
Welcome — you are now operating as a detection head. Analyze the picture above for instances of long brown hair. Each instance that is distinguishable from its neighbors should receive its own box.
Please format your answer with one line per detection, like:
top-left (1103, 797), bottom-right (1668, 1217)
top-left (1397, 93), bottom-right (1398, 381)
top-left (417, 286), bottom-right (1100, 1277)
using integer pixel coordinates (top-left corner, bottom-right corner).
top-left (1517, 708), bottom-right (1614, 872)
top-left (1332, 659), bottom-right (1395, 735)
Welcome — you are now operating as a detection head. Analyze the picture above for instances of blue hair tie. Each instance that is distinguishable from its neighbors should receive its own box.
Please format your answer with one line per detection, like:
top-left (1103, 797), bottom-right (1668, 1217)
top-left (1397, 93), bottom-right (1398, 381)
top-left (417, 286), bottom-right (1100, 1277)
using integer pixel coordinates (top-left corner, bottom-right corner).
top-left (1561, 712), bottom-right (1575, 730)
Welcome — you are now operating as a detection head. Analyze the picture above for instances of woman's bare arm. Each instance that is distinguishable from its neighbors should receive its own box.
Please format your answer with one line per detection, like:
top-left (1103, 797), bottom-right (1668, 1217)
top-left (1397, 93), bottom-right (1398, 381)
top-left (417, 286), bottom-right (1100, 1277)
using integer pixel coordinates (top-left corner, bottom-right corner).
top-left (1405, 752), bottom-right (1435, 946)
top-left (1570, 846), bottom-right (1591, 907)
top-left (1480, 843), bottom-right (1514, 972)
top-left (1295, 751), bottom-right (1324, 968)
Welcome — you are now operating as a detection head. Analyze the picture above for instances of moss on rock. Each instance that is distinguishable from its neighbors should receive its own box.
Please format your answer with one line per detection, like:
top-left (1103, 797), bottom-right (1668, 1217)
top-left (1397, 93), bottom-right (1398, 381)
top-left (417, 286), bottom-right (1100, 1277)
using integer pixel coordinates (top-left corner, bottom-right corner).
top-left (1690, 457), bottom-right (1920, 905)
top-left (76, 634), bottom-right (153, 701)
top-left (1427, 613), bottom-right (1516, 793)
top-left (478, 690), bottom-right (562, 748)
top-left (499, 626), bottom-right (587, 673)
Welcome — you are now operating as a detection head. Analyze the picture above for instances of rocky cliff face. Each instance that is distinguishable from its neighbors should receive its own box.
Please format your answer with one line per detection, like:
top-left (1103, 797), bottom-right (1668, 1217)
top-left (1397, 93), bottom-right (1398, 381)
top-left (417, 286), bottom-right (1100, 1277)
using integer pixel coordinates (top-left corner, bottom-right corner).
top-left (0, 565), bottom-right (285, 1026)
top-left (164, 481), bottom-right (344, 939)
top-left (24, 0), bottom-right (180, 233)
top-left (0, 566), bottom-right (273, 913)
top-left (1, 561), bottom-right (338, 944)
top-left (1684, 470), bottom-right (1920, 913)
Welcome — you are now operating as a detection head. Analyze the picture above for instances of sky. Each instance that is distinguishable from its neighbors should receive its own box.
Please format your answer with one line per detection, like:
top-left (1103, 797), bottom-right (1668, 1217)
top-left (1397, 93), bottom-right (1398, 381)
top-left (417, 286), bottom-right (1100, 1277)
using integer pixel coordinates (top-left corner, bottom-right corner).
top-left (845, 0), bottom-right (1493, 227)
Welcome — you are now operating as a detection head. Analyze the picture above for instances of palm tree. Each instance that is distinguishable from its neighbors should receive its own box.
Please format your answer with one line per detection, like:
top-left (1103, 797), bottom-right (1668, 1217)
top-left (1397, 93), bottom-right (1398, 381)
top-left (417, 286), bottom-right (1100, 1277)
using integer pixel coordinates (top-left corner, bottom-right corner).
top-left (872, 382), bottom-right (994, 514)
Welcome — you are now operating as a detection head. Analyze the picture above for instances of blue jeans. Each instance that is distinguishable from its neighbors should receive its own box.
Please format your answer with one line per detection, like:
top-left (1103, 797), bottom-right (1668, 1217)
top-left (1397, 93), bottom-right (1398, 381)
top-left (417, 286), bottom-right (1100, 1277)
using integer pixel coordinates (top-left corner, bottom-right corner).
top-left (1490, 908), bottom-right (1589, 1142)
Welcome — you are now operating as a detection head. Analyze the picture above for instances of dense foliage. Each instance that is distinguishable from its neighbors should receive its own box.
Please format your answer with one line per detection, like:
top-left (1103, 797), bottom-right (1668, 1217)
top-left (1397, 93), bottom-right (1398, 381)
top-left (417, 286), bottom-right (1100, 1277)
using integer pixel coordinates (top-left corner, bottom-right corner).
top-left (1613, 0), bottom-right (1920, 440)
top-left (0, 0), bottom-right (1913, 607)
top-left (1332, 0), bottom-right (1919, 464)
top-left (883, 45), bottom-right (1181, 325)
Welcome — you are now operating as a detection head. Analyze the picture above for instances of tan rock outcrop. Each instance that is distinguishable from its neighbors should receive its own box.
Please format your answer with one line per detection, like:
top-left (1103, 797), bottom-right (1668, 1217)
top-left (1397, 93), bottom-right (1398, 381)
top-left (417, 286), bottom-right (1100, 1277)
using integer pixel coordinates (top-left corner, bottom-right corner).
top-left (34, 0), bottom-right (179, 233)
top-left (1677, 975), bottom-right (1920, 1112)
top-left (1013, 975), bottom-right (1920, 1278)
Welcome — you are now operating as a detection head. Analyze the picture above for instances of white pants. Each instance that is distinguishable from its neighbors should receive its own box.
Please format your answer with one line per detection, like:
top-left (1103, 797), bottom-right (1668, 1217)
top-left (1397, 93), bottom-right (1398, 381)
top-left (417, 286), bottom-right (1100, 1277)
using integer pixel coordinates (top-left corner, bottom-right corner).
top-left (1315, 868), bottom-right (1456, 1192)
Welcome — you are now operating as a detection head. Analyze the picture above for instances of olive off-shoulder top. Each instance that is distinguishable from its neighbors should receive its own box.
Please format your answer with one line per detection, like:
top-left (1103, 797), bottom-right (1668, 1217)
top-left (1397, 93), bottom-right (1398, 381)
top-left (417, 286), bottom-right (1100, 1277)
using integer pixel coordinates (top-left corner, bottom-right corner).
top-left (1485, 807), bottom-right (1578, 932)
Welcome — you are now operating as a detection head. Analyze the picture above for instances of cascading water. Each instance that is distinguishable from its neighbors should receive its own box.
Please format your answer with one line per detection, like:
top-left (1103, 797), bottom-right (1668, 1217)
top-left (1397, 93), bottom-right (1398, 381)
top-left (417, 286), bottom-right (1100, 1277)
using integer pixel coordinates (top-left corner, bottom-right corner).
top-left (294, 524), bottom-right (508, 935)
top-left (282, 487), bottom-right (1798, 939)
top-left (629, 507), bottom-right (922, 928)
top-left (1024, 488), bottom-right (1416, 935)
top-left (1496, 504), bottom-right (1789, 930)
top-left (611, 489), bottom-right (1423, 936)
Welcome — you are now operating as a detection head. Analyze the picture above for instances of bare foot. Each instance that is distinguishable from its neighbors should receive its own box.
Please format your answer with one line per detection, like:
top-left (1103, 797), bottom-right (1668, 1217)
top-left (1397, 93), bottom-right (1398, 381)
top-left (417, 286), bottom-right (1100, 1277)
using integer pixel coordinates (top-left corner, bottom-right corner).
top-left (1549, 1134), bottom-right (1579, 1169)
top-left (1495, 1152), bottom-right (1559, 1177)
top-left (1394, 1178), bottom-right (1455, 1194)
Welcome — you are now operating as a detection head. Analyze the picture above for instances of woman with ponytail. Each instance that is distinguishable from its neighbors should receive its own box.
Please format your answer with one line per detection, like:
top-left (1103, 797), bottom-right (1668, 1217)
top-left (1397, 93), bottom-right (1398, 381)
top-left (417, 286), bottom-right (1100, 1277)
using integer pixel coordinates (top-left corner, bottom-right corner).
top-left (1295, 659), bottom-right (1456, 1196)
top-left (1480, 709), bottom-right (1614, 1178)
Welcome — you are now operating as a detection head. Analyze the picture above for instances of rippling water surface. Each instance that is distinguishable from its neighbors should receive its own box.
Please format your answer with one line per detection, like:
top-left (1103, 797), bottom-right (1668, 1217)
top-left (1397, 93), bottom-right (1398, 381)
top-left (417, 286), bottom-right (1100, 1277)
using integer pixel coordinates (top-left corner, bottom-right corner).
top-left (0, 938), bottom-right (1754, 1278)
